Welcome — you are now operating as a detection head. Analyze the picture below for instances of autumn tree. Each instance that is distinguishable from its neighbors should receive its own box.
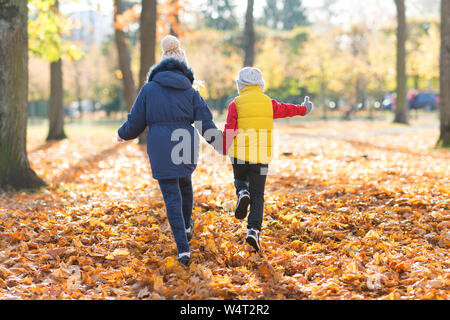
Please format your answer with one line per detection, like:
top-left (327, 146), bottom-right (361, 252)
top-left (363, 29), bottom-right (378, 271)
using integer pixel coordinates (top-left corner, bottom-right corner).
top-left (407, 19), bottom-right (440, 91)
top-left (188, 30), bottom-right (240, 110)
top-left (114, 0), bottom-right (137, 112)
top-left (0, 0), bottom-right (46, 190)
top-left (394, 0), bottom-right (408, 124)
top-left (201, 0), bottom-right (238, 30)
top-left (47, 0), bottom-right (65, 141)
top-left (262, 0), bottom-right (308, 30)
top-left (298, 27), bottom-right (344, 120)
top-left (366, 24), bottom-right (396, 99)
top-left (168, 0), bottom-right (180, 37)
top-left (243, 0), bottom-right (255, 67)
top-left (262, 0), bottom-right (281, 29)
top-left (282, 0), bottom-right (308, 30)
top-left (155, 0), bottom-right (183, 37)
top-left (439, 0), bottom-right (450, 147)
top-left (347, 24), bottom-right (370, 112)
top-left (29, 0), bottom-right (82, 140)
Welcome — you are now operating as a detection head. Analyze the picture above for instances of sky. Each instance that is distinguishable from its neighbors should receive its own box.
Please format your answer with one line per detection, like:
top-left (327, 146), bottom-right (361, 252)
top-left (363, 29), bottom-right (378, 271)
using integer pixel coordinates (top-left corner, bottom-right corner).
top-left (61, 0), bottom-right (438, 25)
top-left (61, 0), bottom-right (114, 14)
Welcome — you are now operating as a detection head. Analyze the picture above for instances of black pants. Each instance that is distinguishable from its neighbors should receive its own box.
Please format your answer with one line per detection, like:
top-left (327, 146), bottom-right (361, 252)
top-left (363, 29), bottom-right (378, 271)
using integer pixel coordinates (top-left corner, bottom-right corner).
top-left (231, 158), bottom-right (268, 231)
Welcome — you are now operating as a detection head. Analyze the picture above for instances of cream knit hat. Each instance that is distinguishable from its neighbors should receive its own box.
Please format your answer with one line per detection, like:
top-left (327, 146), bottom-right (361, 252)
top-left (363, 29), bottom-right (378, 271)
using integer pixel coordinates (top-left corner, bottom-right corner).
top-left (161, 35), bottom-right (189, 65)
top-left (236, 67), bottom-right (265, 92)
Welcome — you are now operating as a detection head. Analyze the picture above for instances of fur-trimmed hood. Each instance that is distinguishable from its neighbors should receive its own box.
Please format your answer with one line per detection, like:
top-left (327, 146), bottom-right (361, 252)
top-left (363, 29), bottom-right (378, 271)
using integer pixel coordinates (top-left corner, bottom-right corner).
top-left (147, 58), bottom-right (194, 90)
top-left (118, 58), bottom-right (219, 181)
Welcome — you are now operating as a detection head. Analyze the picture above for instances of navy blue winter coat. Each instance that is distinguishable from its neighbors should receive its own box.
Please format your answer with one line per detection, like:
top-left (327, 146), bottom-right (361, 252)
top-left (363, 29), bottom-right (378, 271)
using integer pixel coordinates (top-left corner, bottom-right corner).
top-left (118, 58), bottom-right (222, 180)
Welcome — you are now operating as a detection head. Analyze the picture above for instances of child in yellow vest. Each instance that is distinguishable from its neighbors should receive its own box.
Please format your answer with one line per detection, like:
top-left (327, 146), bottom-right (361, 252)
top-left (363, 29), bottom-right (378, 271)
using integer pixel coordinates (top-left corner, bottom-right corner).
top-left (223, 67), bottom-right (313, 252)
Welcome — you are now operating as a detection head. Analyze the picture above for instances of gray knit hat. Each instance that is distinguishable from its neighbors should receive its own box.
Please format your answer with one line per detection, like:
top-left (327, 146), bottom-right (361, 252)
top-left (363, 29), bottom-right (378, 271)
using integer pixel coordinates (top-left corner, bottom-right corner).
top-left (236, 67), bottom-right (265, 92)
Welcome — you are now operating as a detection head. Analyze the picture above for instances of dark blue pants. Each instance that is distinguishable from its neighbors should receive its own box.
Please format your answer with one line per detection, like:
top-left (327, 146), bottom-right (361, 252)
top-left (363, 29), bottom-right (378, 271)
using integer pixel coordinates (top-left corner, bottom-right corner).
top-left (231, 158), bottom-right (268, 231)
top-left (158, 175), bottom-right (193, 255)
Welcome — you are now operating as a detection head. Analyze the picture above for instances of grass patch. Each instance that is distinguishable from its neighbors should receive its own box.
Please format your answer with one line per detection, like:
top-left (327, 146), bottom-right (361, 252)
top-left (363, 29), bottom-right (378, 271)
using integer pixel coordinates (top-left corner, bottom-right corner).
top-left (436, 139), bottom-right (450, 150)
top-left (28, 119), bottom-right (121, 141)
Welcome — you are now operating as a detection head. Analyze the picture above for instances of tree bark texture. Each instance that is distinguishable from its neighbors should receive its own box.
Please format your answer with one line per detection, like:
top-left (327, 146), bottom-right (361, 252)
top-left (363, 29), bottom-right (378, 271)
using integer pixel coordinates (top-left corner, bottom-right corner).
top-left (394, 0), bottom-right (408, 124)
top-left (138, 0), bottom-right (157, 145)
top-left (114, 0), bottom-right (136, 112)
top-left (47, 0), bottom-right (66, 141)
top-left (0, 0), bottom-right (46, 189)
top-left (47, 58), bottom-right (67, 141)
top-left (139, 0), bottom-right (157, 90)
top-left (439, 0), bottom-right (450, 147)
top-left (244, 0), bottom-right (255, 67)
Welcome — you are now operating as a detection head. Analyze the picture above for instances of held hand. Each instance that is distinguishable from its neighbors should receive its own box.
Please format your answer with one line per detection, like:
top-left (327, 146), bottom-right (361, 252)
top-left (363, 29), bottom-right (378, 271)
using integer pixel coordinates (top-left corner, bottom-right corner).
top-left (116, 133), bottom-right (125, 143)
top-left (303, 96), bottom-right (314, 114)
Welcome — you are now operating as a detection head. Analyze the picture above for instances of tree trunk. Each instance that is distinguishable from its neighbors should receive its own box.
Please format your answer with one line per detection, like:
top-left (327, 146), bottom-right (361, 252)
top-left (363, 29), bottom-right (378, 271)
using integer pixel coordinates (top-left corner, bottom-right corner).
top-left (47, 0), bottom-right (66, 141)
top-left (139, 0), bottom-right (157, 90)
top-left (138, 0), bottom-right (157, 145)
top-left (244, 0), bottom-right (255, 67)
top-left (47, 58), bottom-right (67, 140)
top-left (439, 0), bottom-right (450, 147)
top-left (114, 0), bottom-right (136, 113)
top-left (414, 74), bottom-right (419, 90)
top-left (0, 0), bottom-right (46, 190)
top-left (394, 0), bottom-right (408, 124)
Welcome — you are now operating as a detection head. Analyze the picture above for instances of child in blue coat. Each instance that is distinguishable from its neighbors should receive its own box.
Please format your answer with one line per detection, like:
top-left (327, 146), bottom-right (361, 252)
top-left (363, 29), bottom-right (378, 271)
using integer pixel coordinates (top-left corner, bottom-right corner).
top-left (117, 36), bottom-right (222, 265)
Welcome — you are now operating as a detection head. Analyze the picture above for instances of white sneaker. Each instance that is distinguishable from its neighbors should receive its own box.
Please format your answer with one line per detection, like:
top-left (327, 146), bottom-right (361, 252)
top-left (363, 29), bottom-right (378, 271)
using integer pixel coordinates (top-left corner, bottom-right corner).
top-left (178, 252), bottom-right (191, 265)
top-left (246, 228), bottom-right (260, 252)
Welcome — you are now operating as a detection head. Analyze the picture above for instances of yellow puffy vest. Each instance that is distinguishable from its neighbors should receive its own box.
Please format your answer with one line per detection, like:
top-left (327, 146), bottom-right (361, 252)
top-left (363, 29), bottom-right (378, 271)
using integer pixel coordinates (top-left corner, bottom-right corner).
top-left (228, 85), bottom-right (273, 164)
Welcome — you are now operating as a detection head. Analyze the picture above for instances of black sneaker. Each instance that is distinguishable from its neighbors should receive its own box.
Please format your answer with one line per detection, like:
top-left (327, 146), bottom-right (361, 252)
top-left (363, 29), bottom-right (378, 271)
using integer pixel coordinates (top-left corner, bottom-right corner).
top-left (246, 228), bottom-right (260, 252)
top-left (178, 253), bottom-right (190, 266)
top-left (235, 190), bottom-right (251, 220)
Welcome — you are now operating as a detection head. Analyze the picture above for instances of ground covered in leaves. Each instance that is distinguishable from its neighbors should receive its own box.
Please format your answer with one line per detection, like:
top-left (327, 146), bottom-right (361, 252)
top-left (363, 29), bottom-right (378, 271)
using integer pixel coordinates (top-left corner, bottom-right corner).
top-left (0, 118), bottom-right (448, 300)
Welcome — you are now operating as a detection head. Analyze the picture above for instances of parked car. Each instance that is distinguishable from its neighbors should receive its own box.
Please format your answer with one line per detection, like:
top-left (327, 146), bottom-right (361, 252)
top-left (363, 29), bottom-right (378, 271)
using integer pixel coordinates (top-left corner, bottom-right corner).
top-left (381, 92), bottom-right (395, 110)
top-left (409, 92), bottom-right (440, 111)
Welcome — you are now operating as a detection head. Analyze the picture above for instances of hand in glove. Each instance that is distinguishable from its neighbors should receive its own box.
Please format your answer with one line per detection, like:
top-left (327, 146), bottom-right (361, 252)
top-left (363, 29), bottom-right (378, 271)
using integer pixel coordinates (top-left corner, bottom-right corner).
top-left (303, 96), bottom-right (314, 114)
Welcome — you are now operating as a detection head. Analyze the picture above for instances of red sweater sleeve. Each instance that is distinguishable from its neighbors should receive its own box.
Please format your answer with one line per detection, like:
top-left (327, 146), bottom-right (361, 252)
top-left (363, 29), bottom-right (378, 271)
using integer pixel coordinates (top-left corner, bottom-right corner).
top-left (272, 99), bottom-right (307, 119)
top-left (223, 101), bottom-right (238, 155)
